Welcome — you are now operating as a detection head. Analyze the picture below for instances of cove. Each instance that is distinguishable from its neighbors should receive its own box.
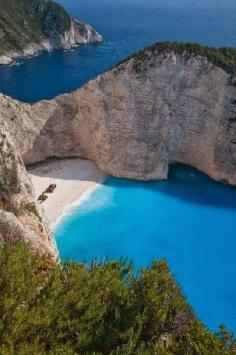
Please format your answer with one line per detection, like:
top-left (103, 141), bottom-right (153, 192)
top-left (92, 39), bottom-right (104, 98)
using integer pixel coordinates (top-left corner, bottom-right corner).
top-left (0, 0), bottom-right (235, 338)
top-left (54, 165), bottom-right (236, 334)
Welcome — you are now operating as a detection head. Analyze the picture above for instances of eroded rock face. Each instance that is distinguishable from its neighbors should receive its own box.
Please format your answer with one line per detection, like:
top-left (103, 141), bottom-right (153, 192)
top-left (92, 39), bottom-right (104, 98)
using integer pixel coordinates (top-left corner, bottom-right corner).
top-left (1, 49), bottom-right (235, 185)
top-left (73, 20), bottom-right (103, 44)
top-left (0, 125), bottom-right (58, 262)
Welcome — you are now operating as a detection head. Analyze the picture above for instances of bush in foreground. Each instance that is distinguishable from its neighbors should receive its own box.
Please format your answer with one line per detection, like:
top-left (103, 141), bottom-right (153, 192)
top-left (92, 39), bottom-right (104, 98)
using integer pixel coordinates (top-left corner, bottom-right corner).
top-left (0, 243), bottom-right (235, 354)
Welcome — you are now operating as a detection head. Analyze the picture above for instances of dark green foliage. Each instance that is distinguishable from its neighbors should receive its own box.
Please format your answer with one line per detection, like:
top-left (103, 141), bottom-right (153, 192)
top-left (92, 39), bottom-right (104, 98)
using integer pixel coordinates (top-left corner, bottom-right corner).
top-left (0, 243), bottom-right (235, 354)
top-left (0, 0), bottom-right (71, 54)
top-left (23, 202), bottom-right (38, 215)
top-left (116, 42), bottom-right (236, 75)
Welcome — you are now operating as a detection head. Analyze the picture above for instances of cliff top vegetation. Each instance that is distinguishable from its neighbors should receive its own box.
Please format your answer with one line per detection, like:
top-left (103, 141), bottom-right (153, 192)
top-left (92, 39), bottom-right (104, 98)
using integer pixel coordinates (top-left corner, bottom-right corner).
top-left (117, 42), bottom-right (236, 75)
top-left (0, 0), bottom-right (71, 54)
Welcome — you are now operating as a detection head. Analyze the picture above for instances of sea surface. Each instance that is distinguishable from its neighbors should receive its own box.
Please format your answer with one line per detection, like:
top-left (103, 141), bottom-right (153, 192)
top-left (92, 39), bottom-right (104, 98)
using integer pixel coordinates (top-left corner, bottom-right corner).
top-left (54, 165), bottom-right (236, 333)
top-left (0, 0), bottom-right (235, 334)
top-left (0, 0), bottom-right (236, 102)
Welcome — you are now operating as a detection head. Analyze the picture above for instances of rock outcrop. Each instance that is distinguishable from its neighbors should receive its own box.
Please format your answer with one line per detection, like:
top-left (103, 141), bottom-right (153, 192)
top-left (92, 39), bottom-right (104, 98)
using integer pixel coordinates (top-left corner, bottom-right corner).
top-left (0, 124), bottom-right (58, 261)
top-left (0, 0), bottom-right (102, 65)
top-left (0, 42), bottom-right (236, 257)
top-left (1, 43), bottom-right (236, 184)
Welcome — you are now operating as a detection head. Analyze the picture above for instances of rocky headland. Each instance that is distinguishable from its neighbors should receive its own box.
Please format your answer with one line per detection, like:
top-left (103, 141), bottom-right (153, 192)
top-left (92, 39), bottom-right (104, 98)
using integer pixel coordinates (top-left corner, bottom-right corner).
top-left (0, 0), bottom-right (102, 65)
top-left (0, 42), bottom-right (236, 258)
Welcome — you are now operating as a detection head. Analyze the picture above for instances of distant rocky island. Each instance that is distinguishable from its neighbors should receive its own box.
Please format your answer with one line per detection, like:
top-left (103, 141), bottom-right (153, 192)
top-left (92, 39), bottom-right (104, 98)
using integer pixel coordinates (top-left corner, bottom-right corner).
top-left (0, 0), bottom-right (102, 65)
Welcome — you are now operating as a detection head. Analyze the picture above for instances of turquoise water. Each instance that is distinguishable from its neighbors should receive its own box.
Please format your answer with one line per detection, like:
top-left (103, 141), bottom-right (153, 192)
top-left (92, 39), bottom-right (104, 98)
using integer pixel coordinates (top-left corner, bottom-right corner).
top-left (55, 165), bottom-right (236, 333)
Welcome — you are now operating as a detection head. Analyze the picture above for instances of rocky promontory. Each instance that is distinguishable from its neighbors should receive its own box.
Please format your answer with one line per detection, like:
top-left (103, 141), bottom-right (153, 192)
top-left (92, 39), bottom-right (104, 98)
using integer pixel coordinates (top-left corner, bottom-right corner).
top-left (2, 42), bottom-right (236, 183)
top-left (0, 41), bottom-right (236, 257)
top-left (0, 0), bottom-right (102, 65)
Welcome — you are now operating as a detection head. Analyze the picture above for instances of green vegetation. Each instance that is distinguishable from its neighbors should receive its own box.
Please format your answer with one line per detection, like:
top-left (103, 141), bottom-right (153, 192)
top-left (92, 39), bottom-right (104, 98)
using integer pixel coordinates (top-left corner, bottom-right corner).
top-left (116, 42), bottom-right (236, 75)
top-left (22, 202), bottom-right (38, 216)
top-left (21, 202), bottom-right (41, 220)
top-left (0, 242), bottom-right (235, 354)
top-left (0, 0), bottom-right (71, 54)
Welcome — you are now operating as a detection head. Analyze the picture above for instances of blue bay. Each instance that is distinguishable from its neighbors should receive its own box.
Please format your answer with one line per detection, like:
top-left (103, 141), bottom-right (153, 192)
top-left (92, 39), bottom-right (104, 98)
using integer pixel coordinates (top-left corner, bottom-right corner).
top-left (54, 165), bottom-right (236, 333)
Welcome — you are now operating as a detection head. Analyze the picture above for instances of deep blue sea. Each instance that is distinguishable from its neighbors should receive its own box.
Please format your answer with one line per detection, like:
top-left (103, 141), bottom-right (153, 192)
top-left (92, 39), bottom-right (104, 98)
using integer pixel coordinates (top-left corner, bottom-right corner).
top-left (0, 0), bottom-right (236, 102)
top-left (0, 0), bottom-right (236, 334)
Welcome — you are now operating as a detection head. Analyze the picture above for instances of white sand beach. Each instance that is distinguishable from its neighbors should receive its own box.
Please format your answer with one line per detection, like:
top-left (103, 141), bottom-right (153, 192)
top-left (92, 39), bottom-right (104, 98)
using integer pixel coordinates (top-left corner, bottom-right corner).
top-left (28, 159), bottom-right (105, 228)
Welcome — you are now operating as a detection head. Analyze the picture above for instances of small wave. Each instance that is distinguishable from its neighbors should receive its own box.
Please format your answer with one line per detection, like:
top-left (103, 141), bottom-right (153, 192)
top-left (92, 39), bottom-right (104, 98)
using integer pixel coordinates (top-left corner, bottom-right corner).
top-left (9, 61), bottom-right (21, 67)
top-left (52, 182), bottom-right (111, 232)
top-left (79, 185), bottom-right (115, 214)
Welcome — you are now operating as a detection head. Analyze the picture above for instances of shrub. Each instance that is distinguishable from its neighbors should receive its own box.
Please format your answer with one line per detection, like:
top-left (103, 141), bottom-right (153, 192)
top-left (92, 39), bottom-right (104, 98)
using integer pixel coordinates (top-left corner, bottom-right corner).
top-left (22, 202), bottom-right (41, 221)
top-left (0, 243), bottom-right (235, 354)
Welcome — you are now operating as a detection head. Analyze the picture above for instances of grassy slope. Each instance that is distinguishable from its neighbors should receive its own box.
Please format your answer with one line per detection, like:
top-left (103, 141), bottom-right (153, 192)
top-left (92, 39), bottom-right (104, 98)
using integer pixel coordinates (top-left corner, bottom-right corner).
top-left (0, 0), bottom-right (71, 54)
top-left (117, 42), bottom-right (236, 75)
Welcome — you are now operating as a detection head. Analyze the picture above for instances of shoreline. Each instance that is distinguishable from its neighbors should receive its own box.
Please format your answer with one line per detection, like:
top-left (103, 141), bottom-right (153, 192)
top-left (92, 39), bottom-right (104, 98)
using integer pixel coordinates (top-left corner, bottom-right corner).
top-left (28, 158), bottom-right (106, 229)
top-left (51, 178), bottom-right (105, 231)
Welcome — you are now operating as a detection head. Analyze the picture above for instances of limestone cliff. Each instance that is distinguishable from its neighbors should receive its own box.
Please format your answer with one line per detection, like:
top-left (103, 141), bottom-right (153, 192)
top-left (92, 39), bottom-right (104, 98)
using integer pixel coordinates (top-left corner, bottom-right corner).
top-left (0, 124), bottom-right (58, 261)
top-left (0, 0), bottom-right (102, 65)
top-left (0, 42), bottom-right (236, 256)
top-left (1, 43), bottom-right (236, 184)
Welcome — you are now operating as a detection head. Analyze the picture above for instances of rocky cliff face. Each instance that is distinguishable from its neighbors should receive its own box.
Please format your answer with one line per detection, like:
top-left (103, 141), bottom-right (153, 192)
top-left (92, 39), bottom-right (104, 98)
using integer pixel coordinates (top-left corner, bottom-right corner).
top-left (0, 42), bottom-right (236, 256)
top-left (0, 0), bottom-right (102, 65)
top-left (1, 44), bottom-right (235, 184)
top-left (0, 122), bottom-right (58, 261)
top-left (73, 20), bottom-right (102, 45)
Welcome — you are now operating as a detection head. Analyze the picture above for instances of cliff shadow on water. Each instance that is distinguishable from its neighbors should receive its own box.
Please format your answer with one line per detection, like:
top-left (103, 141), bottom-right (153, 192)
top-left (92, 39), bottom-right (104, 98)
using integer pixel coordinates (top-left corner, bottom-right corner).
top-left (55, 162), bottom-right (236, 334)
top-left (103, 164), bottom-right (236, 211)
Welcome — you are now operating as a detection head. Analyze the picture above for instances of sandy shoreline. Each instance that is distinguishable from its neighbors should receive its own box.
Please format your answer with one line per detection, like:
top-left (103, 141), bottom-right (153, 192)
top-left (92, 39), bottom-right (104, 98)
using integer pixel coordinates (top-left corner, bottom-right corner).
top-left (28, 158), bottom-right (105, 228)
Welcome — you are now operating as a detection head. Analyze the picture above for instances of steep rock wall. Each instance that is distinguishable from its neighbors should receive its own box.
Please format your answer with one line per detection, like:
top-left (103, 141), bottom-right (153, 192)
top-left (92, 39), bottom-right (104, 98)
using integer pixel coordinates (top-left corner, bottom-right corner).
top-left (1, 49), bottom-right (235, 184)
top-left (0, 124), bottom-right (58, 261)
